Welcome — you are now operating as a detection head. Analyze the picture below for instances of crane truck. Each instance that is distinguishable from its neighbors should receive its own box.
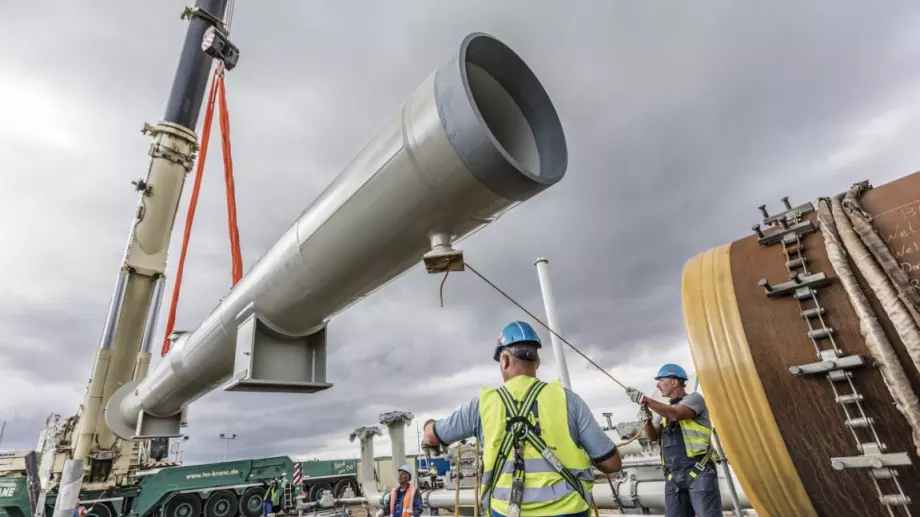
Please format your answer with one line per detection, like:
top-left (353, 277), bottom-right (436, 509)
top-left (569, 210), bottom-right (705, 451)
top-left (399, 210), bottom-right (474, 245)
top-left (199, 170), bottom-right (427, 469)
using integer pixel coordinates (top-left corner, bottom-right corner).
top-left (0, 1), bottom-right (570, 517)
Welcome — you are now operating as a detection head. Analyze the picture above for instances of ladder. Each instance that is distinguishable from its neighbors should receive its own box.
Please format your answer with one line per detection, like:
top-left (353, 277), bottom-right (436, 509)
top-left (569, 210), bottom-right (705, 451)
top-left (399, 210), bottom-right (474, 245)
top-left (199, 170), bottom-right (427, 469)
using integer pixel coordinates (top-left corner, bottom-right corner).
top-left (282, 480), bottom-right (294, 513)
top-left (453, 439), bottom-right (480, 517)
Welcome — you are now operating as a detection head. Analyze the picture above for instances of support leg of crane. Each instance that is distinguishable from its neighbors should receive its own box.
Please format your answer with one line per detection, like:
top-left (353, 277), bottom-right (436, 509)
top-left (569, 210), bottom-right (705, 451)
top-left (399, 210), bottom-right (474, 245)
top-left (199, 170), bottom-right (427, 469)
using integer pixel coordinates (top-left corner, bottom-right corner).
top-left (224, 303), bottom-right (335, 393)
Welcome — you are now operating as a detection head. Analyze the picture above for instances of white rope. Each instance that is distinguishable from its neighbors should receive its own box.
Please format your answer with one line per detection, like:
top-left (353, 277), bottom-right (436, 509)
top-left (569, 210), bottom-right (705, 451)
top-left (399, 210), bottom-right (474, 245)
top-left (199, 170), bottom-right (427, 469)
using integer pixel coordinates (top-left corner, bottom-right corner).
top-left (819, 197), bottom-right (920, 456)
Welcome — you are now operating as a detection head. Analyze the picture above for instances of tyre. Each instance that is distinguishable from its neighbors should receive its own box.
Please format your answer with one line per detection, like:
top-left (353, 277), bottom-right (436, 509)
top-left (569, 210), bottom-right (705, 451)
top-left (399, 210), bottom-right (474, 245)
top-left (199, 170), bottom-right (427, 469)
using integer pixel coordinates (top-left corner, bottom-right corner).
top-left (332, 479), bottom-right (357, 498)
top-left (307, 482), bottom-right (332, 503)
top-left (164, 495), bottom-right (202, 517)
top-left (238, 488), bottom-right (263, 517)
top-left (204, 490), bottom-right (238, 517)
top-left (84, 502), bottom-right (114, 517)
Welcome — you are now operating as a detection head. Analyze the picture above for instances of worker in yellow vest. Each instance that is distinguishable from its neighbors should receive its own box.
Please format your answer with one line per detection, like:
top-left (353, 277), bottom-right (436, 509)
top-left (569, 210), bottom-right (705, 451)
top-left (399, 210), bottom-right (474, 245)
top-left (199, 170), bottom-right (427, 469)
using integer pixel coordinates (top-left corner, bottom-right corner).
top-left (376, 465), bottom-right (422, 517)
top-left (422, 321), bottom-right (622, 517)
top-left (626, 364), bottom-right (722, 517)
top-left (263, 479), bottom-right (281, 517)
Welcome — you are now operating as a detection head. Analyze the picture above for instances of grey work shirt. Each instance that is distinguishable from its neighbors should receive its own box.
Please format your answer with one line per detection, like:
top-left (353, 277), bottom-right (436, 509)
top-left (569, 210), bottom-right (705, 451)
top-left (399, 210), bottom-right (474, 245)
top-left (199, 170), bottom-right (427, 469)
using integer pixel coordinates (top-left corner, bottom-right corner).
top-left (433, 385), bottom-right (617, 462)
top-left (652, 391), bottom-right (711, 428)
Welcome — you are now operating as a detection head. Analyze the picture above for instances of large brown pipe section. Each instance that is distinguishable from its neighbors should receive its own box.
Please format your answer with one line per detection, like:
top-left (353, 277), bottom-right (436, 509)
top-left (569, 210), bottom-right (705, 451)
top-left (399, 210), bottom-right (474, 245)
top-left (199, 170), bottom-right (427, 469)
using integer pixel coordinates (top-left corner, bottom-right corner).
top-left (682, 170), bottom-right (920, 516)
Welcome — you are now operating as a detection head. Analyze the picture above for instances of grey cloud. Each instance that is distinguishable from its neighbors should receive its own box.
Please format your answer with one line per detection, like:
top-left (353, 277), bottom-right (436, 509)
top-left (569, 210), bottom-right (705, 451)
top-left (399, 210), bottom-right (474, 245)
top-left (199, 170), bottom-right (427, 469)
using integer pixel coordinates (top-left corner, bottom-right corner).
top-left (2, 0), bottom-right (920, 465)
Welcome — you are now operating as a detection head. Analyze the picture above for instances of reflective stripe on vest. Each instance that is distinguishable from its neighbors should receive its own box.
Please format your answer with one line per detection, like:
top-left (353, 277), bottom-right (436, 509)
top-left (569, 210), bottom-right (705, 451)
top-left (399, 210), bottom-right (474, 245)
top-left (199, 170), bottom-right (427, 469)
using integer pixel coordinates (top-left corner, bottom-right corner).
top-left (481, 458), bottom-right (595, 487)
top-left (479, 376), bottom-right (594, 516)
top-left (389, 486), bottom-right (416, 517)
top-left (661, 417), bottom-right (713, 458)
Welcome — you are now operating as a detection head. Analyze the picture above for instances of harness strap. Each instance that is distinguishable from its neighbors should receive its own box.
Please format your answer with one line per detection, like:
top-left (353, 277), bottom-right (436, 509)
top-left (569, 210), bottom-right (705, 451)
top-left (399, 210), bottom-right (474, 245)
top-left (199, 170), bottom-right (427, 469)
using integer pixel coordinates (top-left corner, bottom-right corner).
top-left (483, 381), bottom-right (591, 510)
top-left (660, 428), bottom-right (716, 489)
top-left (480, 381), bottom-right (546, 508)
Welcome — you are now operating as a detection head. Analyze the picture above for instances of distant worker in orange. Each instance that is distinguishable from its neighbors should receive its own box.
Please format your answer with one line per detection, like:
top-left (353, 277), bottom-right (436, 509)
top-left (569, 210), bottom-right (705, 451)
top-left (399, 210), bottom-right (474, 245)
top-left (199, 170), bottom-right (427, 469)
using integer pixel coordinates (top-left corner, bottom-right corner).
top-left (376, 465), bottom-right (422, 517)
top-left (626, 364), bottom-right (722, 517)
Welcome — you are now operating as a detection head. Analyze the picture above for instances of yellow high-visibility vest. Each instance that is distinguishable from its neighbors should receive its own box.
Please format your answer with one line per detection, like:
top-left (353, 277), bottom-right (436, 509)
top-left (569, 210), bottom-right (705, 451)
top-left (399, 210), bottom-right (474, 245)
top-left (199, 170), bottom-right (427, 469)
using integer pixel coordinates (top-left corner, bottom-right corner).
top-left (479, 376), bottom-right (594, 516)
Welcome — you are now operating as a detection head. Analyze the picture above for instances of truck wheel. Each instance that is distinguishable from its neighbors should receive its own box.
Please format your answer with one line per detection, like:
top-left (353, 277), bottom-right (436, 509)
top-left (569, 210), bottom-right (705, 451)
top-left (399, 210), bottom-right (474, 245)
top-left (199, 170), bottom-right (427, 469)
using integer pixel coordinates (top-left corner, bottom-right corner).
top-left (307, 482), bottom-right (332, 503)
top-left (165, 494), bottom-right (202, 517)
top-left (332, 479), bottom-right (357, 498)
top-left (238, 487), bottom-right (263, 517)
top-left (204, 490), bottom-right (238, 517)
top-left (86, 502), bottom-right (114, 517)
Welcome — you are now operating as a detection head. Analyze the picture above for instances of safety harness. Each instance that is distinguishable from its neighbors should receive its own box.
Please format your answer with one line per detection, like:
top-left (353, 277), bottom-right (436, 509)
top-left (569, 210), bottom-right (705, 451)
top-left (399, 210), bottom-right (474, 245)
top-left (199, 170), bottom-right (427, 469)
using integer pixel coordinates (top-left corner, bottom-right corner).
top-left (659, 396), bottom-right (716, 490)
top-left (480, 380), bottom-right (589, 517)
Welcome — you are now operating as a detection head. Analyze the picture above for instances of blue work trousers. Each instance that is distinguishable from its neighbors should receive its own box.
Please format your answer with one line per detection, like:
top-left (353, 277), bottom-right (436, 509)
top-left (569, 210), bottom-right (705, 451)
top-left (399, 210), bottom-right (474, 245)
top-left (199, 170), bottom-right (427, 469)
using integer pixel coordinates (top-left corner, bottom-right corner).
top-left (664, 467), bottom-right (722, 517)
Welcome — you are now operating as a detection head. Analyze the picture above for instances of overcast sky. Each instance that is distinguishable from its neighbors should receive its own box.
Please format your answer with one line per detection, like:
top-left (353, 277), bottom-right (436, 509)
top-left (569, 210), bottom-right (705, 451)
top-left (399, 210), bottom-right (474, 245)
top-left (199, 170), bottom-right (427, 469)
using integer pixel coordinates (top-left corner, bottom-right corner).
top-left (2, 0), bottom-right (920, 464)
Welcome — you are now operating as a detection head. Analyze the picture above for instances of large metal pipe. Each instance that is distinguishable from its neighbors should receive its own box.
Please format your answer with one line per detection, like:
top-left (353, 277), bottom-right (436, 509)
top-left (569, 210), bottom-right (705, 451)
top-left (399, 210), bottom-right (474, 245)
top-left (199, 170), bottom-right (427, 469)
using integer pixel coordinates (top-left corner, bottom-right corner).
top-left (420, 474), bottom-right (752, 513)
top-left (105, 32), bottom-right (567, 440)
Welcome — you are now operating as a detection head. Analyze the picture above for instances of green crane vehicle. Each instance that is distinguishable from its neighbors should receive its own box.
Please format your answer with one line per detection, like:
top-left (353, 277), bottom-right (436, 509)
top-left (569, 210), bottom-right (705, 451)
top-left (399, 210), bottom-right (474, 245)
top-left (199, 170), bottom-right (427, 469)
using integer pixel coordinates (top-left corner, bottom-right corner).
top-left (0, 448), bottom-right (359, 517)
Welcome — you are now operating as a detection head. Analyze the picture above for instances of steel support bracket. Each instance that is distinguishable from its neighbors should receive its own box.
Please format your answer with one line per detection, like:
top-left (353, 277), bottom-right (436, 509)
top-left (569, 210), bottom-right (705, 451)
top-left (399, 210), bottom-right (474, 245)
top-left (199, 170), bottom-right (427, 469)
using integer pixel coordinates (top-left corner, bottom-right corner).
top-left (757, 219), bottom-right (818, 246)
top-left (831, 452), bottom-right (912, 470)
top-left (789, 353), bottom-right (866, 376)
top-left (759, 272), bottom-right (832, 298)
top-left (763, 201), bottom-right (815, 227)
top-left (224, 303), bottom-right (334, 393)
top-left (423, 232), bottom-right (464, 273)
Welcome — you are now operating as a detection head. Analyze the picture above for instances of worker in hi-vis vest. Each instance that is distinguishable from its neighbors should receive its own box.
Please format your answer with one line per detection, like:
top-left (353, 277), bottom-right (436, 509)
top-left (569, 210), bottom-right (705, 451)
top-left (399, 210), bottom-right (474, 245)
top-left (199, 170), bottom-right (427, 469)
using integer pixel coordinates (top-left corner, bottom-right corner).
top-left (376, 465), bottom-right (423, 517)
top-left (626, 364), bottom-right (722, 517)
top-left (263, 479), bottom-right (281, 517)
top-left (422, 321), bottom-right (622, 517)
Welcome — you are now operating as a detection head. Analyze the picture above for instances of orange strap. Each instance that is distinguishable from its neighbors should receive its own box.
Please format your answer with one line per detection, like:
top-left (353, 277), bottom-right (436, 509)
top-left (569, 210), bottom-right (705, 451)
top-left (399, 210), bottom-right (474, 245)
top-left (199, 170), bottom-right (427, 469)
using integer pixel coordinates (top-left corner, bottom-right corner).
top-left (161, 64), bottom-right (243, 357)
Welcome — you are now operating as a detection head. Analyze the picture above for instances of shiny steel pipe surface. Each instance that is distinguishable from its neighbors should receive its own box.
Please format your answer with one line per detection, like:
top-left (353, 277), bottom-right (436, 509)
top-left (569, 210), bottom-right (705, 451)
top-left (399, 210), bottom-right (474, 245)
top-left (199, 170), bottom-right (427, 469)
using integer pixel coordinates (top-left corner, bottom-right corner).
top-left (422, 476), bottom-right (752, 512)
top-left (105, 32), bottom-right (566, 439)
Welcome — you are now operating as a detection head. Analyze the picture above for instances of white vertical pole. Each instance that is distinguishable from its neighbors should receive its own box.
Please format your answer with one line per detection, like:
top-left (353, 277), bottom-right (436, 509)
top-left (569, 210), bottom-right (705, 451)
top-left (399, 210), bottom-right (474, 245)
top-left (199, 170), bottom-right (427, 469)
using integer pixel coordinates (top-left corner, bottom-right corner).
top-left (534, 257), bottom-right (572, 391)
top-left (52, 459), bottom-right (83, 517)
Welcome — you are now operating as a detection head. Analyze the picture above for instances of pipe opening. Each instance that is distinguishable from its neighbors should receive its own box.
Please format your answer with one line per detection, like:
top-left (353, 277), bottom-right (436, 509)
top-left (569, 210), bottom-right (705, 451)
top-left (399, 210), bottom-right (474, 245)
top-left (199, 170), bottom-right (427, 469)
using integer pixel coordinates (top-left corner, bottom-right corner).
top-left (466, 63), bottom-right (540, 174)
top-left (436, 33), bottom-right (567, 202)
top-left (461, 34), bottom-right (565, 182)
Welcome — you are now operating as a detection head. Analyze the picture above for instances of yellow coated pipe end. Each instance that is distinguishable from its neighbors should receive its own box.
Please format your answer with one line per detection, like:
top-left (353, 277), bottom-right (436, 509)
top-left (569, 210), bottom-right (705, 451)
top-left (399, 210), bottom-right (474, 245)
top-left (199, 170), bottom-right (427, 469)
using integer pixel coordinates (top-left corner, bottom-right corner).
top-left (681, 243), bottom-right (817, 517)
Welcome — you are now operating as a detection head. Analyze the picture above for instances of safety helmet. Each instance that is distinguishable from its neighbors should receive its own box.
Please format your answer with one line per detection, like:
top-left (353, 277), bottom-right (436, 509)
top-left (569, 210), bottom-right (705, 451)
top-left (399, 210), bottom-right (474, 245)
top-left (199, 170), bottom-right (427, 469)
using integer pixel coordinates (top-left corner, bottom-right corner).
top-left (494, 321), bottom-right (542, 361)
top-left (398, 465), bottom-right (412, 478)
top-left (654, 363), bottom-right (688, 381)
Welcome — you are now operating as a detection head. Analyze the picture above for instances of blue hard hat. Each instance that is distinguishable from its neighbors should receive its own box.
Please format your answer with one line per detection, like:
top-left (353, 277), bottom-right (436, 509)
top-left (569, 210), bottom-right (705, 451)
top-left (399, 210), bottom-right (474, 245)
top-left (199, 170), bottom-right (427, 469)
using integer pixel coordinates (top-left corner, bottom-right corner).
top-left (655, 363), bottom-right (688, 381)
top-left (494, 321), bottom-right (542, 361)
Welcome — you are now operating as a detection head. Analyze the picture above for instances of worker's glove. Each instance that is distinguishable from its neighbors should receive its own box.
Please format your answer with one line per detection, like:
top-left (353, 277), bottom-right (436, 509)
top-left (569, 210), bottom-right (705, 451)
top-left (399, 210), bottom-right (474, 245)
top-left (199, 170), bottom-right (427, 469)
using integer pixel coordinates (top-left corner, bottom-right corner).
top-left (375, 509), bottom-right (384, 517)
top-left (626, 387), bottom-right (648, 406)
top-left (422, 442), bottom-right (442, 457)
top-left (421, 419), bottom-right (443, 456)
top-left (639, 405), bottom-right (653, 421)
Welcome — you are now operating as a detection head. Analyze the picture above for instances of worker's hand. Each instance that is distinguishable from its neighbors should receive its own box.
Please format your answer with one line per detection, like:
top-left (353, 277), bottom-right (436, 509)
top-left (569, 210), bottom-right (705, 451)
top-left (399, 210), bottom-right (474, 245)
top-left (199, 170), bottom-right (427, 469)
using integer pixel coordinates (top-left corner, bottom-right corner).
top-left (421, 419), bottom-right (443, 456)
top-left (422, 443), bottom-right (442, 457)
top-left (375, 509), bottom-right (384, 517)
top-left (626, 387), bottom-right (648, 406)
top-left (639, 405), bottom-right (653, 421)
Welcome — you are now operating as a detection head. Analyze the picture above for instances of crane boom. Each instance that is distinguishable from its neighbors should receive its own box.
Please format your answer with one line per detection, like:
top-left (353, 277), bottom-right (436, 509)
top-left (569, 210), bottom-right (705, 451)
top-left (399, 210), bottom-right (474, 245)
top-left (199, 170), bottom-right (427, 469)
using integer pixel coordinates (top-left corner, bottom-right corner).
top-left (72, 0), bottom-right (232, 486)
